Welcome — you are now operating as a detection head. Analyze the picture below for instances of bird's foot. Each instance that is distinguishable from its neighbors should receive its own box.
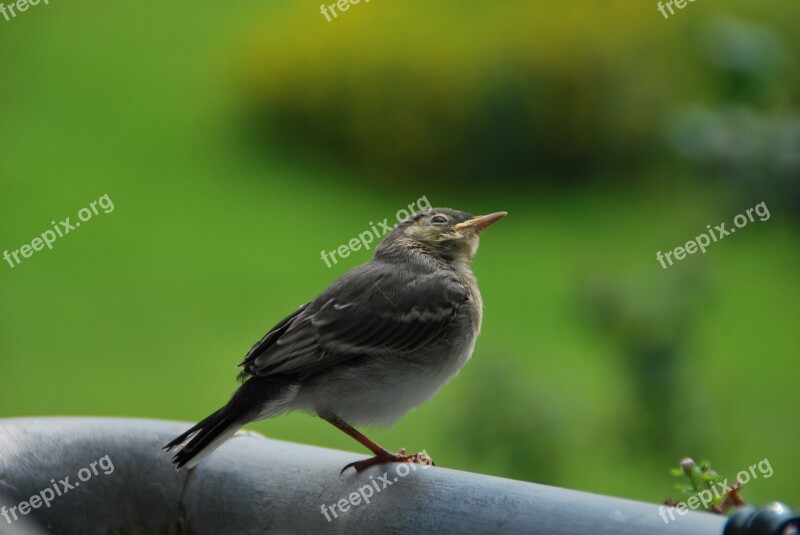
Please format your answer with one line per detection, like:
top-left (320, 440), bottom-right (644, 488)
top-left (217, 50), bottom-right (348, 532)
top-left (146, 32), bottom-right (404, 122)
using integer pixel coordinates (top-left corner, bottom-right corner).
top-left (339, 448), bottom-right (435, 475)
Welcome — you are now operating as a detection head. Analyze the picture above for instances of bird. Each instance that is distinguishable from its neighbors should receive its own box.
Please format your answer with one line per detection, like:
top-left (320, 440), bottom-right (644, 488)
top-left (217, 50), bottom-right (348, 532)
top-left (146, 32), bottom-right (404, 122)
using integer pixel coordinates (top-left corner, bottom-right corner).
top-left (164, 207), bottom-right (507, 474)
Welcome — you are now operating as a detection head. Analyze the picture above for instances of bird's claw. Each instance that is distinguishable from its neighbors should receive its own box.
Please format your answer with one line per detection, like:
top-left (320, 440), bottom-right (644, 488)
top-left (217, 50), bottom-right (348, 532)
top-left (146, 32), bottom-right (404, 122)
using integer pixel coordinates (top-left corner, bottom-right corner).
top-left (339, 449), bottom-right (434, 476)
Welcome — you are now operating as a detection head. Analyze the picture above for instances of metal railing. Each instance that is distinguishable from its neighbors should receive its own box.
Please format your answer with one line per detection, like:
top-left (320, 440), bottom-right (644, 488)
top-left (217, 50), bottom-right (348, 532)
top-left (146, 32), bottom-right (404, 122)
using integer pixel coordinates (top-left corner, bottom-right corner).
top-left (0, 418), bottom-right (794, 534)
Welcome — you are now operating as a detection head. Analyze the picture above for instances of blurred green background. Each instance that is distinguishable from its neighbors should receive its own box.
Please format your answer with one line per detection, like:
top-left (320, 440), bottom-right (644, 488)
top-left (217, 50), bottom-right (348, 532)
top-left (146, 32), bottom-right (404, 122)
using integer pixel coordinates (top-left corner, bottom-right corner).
top-left (1, 0), bottom-right (798, 508)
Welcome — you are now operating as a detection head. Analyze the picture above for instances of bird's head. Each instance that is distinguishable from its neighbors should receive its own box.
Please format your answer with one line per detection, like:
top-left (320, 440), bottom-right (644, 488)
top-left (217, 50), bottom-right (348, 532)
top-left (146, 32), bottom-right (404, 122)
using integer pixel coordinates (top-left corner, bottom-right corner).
top-left (375, 208), bottom-right (507, 267)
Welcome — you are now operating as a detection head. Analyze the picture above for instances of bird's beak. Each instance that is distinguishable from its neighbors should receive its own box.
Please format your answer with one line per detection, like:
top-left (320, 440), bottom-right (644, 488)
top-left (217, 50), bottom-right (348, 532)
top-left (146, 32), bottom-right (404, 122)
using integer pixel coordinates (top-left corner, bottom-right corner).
top-left (453, 211), bottom-right (508, 233)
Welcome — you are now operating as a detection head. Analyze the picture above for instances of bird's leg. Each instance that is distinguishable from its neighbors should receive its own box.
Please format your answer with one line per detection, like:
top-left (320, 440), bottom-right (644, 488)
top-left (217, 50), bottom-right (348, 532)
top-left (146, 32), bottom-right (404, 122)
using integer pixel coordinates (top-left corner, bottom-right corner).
top-left (319, 412), bottom-right (434, 475)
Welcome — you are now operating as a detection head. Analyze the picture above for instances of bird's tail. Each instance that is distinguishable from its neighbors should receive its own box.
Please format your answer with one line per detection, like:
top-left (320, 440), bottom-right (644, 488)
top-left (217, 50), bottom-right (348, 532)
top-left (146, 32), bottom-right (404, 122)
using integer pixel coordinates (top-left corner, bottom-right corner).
top-left (164, 377), bottom-right (298, 470)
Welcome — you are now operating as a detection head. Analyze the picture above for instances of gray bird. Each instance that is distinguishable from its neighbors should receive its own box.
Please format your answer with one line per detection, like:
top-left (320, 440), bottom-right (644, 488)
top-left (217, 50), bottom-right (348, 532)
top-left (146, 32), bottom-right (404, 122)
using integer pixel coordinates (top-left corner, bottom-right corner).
top-left (164, 208), bottom-right (507, 473)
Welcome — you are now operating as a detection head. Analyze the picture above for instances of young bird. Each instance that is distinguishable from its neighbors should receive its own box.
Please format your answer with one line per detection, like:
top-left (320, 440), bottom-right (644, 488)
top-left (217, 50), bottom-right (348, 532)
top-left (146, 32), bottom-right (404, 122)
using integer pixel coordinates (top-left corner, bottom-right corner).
top-left (164, 208), bottom-right (506, 474)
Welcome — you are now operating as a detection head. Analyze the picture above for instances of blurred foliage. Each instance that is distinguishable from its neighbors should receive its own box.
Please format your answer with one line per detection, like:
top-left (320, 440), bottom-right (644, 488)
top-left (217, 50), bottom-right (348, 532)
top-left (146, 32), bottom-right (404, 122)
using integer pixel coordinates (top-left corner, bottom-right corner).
top-left (579, 269), bottom-right (711, 453)
top-left (668, 17), bottom-right (800, 220)
top-left (239, 2), bottom-right (678, 184)
top-left (240, 3), bottom-right (800, 188)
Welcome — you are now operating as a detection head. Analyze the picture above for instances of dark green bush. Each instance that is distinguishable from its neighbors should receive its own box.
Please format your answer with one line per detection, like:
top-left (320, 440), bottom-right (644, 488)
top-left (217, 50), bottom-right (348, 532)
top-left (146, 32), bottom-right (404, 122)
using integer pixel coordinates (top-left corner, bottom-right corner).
top-left (237, 1), bottom-right (798, 186)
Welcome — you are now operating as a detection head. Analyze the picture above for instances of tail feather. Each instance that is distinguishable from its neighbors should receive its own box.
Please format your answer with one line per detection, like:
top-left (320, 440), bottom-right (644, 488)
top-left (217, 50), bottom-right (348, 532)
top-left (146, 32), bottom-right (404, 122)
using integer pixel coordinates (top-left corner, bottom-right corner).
top-left (165, 408), bottom-right (243, 470)
top-left (163, 410), bottom-right (220, 452)
top-left (164, 377), bottom-right (298, 470)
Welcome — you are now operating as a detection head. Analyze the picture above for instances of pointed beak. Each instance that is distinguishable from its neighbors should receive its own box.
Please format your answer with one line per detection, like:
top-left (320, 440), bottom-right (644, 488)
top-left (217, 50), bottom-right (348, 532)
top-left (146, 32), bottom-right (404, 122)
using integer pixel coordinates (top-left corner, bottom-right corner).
top-left (453, 211), bottom-right (508, 233)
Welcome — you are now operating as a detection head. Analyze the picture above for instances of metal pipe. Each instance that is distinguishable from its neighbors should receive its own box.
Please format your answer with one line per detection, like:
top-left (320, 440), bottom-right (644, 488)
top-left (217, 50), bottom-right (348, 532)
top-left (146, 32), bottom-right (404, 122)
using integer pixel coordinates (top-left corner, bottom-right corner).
top-left (0, 417), bottom-right (728, 534)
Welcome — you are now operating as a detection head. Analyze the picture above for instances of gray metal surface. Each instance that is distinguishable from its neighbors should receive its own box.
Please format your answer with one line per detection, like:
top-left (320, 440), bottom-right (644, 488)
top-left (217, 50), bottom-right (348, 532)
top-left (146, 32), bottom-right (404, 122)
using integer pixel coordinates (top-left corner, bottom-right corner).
top-left (0, 417), bottom-right (726, 534)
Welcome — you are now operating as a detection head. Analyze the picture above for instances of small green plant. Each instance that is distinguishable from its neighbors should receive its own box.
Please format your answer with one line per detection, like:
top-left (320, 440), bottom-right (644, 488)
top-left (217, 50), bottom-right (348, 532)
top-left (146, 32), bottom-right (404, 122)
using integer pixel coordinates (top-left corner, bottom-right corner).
top-left (666, 457), bottom-right (745, 514)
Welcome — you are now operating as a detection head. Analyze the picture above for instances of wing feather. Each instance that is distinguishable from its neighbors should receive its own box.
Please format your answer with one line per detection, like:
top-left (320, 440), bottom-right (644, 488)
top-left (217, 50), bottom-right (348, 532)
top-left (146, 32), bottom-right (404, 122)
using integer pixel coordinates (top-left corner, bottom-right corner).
top-left (239, 262), bottom-right (470, 380)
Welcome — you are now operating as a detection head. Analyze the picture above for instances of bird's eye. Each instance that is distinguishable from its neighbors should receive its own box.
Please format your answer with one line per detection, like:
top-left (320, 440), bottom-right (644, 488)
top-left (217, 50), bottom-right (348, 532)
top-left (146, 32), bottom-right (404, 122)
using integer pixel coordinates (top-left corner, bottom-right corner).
top-left (431, 215), bottom-right (448, 224)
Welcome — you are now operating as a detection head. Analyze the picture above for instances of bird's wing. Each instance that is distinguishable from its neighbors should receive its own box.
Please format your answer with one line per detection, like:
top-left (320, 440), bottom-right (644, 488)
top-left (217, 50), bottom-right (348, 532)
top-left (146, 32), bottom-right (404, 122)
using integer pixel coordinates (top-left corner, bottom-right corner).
top-left (239, 261), bottom-right (470, 380)
top-left (239, 303), bottom-right (310, 371)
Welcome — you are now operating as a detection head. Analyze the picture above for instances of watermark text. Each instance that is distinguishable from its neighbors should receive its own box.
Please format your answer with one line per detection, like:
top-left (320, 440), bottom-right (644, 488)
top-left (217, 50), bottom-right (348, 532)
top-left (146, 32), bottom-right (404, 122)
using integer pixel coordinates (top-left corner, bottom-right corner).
top-left (4, 193), bottom-right (115, 269)
top-left (656, 201), bottom-right (769, 269)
